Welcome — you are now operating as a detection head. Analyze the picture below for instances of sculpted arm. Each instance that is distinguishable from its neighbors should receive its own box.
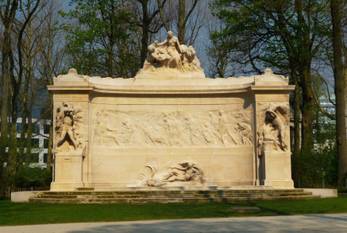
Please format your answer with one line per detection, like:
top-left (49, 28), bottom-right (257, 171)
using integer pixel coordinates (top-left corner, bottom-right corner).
top-left (175, 38), bottom-right (182, 53)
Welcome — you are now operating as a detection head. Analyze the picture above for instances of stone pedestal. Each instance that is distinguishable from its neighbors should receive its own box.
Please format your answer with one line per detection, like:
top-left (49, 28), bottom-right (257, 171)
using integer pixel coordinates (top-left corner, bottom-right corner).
top-left (260, 143), bottom-right (294, 188)
top-left (51, 150), bottom-right (84, 191)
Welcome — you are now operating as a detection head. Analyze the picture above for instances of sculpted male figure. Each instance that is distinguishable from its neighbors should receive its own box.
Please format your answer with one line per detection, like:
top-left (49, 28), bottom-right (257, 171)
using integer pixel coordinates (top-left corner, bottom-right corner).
top-left (55, 102), bottom-right (79, 150)
top-left (257, 105), bottom-right (289, 155)
top-left (264, 109), bottom-right (287, 151)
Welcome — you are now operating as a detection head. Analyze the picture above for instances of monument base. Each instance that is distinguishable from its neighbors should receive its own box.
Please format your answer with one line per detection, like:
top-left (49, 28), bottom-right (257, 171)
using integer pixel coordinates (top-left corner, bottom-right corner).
top-left (260, 150), bottom-right (294, 188)
top-left (50, 182), bottom-right (84, 191)
top-left (52, 151), bottom-right (84, 191)
top-left (29, 188), bottom-right (316, 204)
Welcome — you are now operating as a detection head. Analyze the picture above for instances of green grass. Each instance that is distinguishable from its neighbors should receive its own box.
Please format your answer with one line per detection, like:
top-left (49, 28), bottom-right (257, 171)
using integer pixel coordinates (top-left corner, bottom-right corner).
top-left (1, 198), bottom-right (347, 226)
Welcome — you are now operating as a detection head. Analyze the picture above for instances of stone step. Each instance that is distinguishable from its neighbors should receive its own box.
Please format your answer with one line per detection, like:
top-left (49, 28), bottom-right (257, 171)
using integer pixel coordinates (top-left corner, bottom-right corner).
top-left (42, 189), bottom-right (303, 195)
top-left (36, 192), bottom-right (313, 200)
top-left (38, 189), bottom-right (307, 196)
top-left (30, 194), bottom-right (319, 204)
top-left (30, 189), bottom-right (317, 203)
top-left (75, 187), bottom-right (95, 191)
top-left (36, 190), bottom-right (312, 198)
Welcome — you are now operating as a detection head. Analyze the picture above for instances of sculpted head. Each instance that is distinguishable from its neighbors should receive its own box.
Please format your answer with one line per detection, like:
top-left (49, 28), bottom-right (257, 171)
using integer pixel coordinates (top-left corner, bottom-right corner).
top-left (265, 110), bottom-right (277, 123)
top-left (167, 31), bottom-right (174, 39)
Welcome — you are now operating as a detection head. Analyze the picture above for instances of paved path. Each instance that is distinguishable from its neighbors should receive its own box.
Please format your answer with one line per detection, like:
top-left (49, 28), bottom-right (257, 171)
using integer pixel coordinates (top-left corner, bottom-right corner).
top-left (1, 214), bottom-right (347, 233)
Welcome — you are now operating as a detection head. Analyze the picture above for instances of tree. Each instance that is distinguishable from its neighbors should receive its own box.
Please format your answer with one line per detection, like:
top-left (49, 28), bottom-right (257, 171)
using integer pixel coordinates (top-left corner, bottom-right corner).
top-left (210, 0), bottom-right (330, 154)
top-left (331, 0), bottom-right (347, 187)
top-left (207, 21), bottom-right (234, 77)
top-left (134, 0), bottom-right (168, 65)
top-left (62, 0), bottom-right (141, 77)
top-left (36, 0), bottom-right (66, 170)
top-left (177, 0), bottom-right (200, 44)
top-left (0, 0), bottom-right (41, 196)
top-left (157, 0), bottom-right (204, 45)
top-left (0, 0), bottom-right (18, 196)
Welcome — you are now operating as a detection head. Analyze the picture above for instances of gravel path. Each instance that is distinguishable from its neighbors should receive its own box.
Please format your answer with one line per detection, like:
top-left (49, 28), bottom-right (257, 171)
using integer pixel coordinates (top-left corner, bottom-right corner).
top-left (1, 214), bottom-right (347, 233)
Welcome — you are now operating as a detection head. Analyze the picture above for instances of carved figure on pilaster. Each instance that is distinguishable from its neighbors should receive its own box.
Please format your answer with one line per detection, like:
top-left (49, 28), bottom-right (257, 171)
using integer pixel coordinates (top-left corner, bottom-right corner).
top-left (257, 104), bottom-right (289, 155)
top-left (55, 102), bottom-right (83, 152)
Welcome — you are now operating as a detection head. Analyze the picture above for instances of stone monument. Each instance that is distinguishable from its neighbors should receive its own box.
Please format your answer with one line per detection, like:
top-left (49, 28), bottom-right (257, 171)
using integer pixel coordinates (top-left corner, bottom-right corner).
top-left (48, 31), bottom-right (294, 191)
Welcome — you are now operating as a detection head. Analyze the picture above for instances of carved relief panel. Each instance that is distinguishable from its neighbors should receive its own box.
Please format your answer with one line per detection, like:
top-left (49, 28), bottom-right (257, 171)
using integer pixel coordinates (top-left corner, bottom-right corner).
top-left (93, 108), bottom-right (252, 147)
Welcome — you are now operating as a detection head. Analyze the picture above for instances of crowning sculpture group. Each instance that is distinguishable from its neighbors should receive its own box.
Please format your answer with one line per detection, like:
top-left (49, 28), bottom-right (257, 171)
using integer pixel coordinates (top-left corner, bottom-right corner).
top-left (144, 31), bottom-right (201, 72)
top-left (49, 31), bottom-right (295, 191)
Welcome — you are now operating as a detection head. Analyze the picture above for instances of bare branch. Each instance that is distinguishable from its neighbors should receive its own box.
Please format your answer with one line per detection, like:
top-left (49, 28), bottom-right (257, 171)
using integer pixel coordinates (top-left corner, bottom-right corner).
top-left (184, 0), bottom-right (199, 25)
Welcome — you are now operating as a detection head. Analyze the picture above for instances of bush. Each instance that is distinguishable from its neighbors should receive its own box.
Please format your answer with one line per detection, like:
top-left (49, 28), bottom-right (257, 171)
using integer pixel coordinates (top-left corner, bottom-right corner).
top-left (293, 147), bottom-right (337, 188)
top-left (15, 166), bottom-right (52, 190)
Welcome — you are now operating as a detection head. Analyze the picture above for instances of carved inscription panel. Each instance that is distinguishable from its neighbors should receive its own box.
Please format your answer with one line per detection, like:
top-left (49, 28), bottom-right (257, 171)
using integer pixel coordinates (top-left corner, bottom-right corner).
top-left (93, 107), bottom-right (252, 147)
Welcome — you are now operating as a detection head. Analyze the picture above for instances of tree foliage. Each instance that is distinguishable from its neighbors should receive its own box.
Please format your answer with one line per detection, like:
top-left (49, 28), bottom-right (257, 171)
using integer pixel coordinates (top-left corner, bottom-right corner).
top-left (0, 0), bottom-right (65, 197)
top-left (209, 0), bottom-right (344, 186)
top-left (62, 0), bottom-right (142, 77)
top-left (210, 0), bottom-right (330, 149)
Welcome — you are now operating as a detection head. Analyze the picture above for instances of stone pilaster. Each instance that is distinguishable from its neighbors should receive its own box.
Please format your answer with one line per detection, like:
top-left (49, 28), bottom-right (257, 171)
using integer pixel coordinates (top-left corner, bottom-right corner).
top-left (252, 69), bottom-right (295, 188)
top-left (49, 69), bottom-right (92, 191)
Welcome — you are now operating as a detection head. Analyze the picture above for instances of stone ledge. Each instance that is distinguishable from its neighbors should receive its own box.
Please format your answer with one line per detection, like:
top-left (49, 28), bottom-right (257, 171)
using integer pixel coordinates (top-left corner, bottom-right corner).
top-left (303, 188), bottom-right (338, 198)
top-left (11, 191), bottom-right (41, 203)
top-left (29, 189), bottom-right (318, 204)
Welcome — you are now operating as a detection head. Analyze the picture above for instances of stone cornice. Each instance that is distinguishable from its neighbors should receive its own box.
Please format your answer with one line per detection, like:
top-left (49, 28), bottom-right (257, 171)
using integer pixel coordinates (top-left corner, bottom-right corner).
top-left (48, 68), bottom-right (295, 95)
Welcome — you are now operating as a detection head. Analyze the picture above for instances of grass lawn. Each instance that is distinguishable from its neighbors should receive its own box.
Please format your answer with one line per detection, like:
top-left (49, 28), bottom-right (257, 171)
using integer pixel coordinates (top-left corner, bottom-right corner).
top-left (1, 197), bottom-right (347, 226)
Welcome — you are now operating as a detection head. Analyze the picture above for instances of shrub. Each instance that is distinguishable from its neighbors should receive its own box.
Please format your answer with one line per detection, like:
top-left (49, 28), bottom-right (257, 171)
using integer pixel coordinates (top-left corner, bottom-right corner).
top-left (293, 147), bottom-right (337, 188)
top-left (15, 166), bottom-right (51, 190)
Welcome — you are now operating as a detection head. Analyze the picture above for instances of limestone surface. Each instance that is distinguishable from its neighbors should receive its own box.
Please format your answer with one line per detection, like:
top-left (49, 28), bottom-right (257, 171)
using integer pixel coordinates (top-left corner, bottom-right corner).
top-left (48, 34), bottom-right (294, 191)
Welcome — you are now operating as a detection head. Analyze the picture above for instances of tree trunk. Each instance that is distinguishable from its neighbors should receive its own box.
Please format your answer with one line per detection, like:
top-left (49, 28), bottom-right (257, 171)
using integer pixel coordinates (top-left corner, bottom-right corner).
top-left (0, 0), bottom-right (18, 197)
top-left (0, 26), bottom-right (12, 154)
top-left (293, 78), bottom-right (302, 186)
top-left (331, 0), bottom-right (347, 188)
top-left (300, 65), bottom-right (315, 154)
top-left (107, 43), bottom-right (114, 77)
top-left (294, 0), bottom-right (315, 155)
top-left (107, 3), bottom-right (115, 77)
top-left (178, 0), bottom-right (185, 43)
top-left (0, 44), bottom-right (10, 193)
top-left (140, 0), bottom-right (149, 66)
top-left (0, 27), bottom-right (12, 160)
